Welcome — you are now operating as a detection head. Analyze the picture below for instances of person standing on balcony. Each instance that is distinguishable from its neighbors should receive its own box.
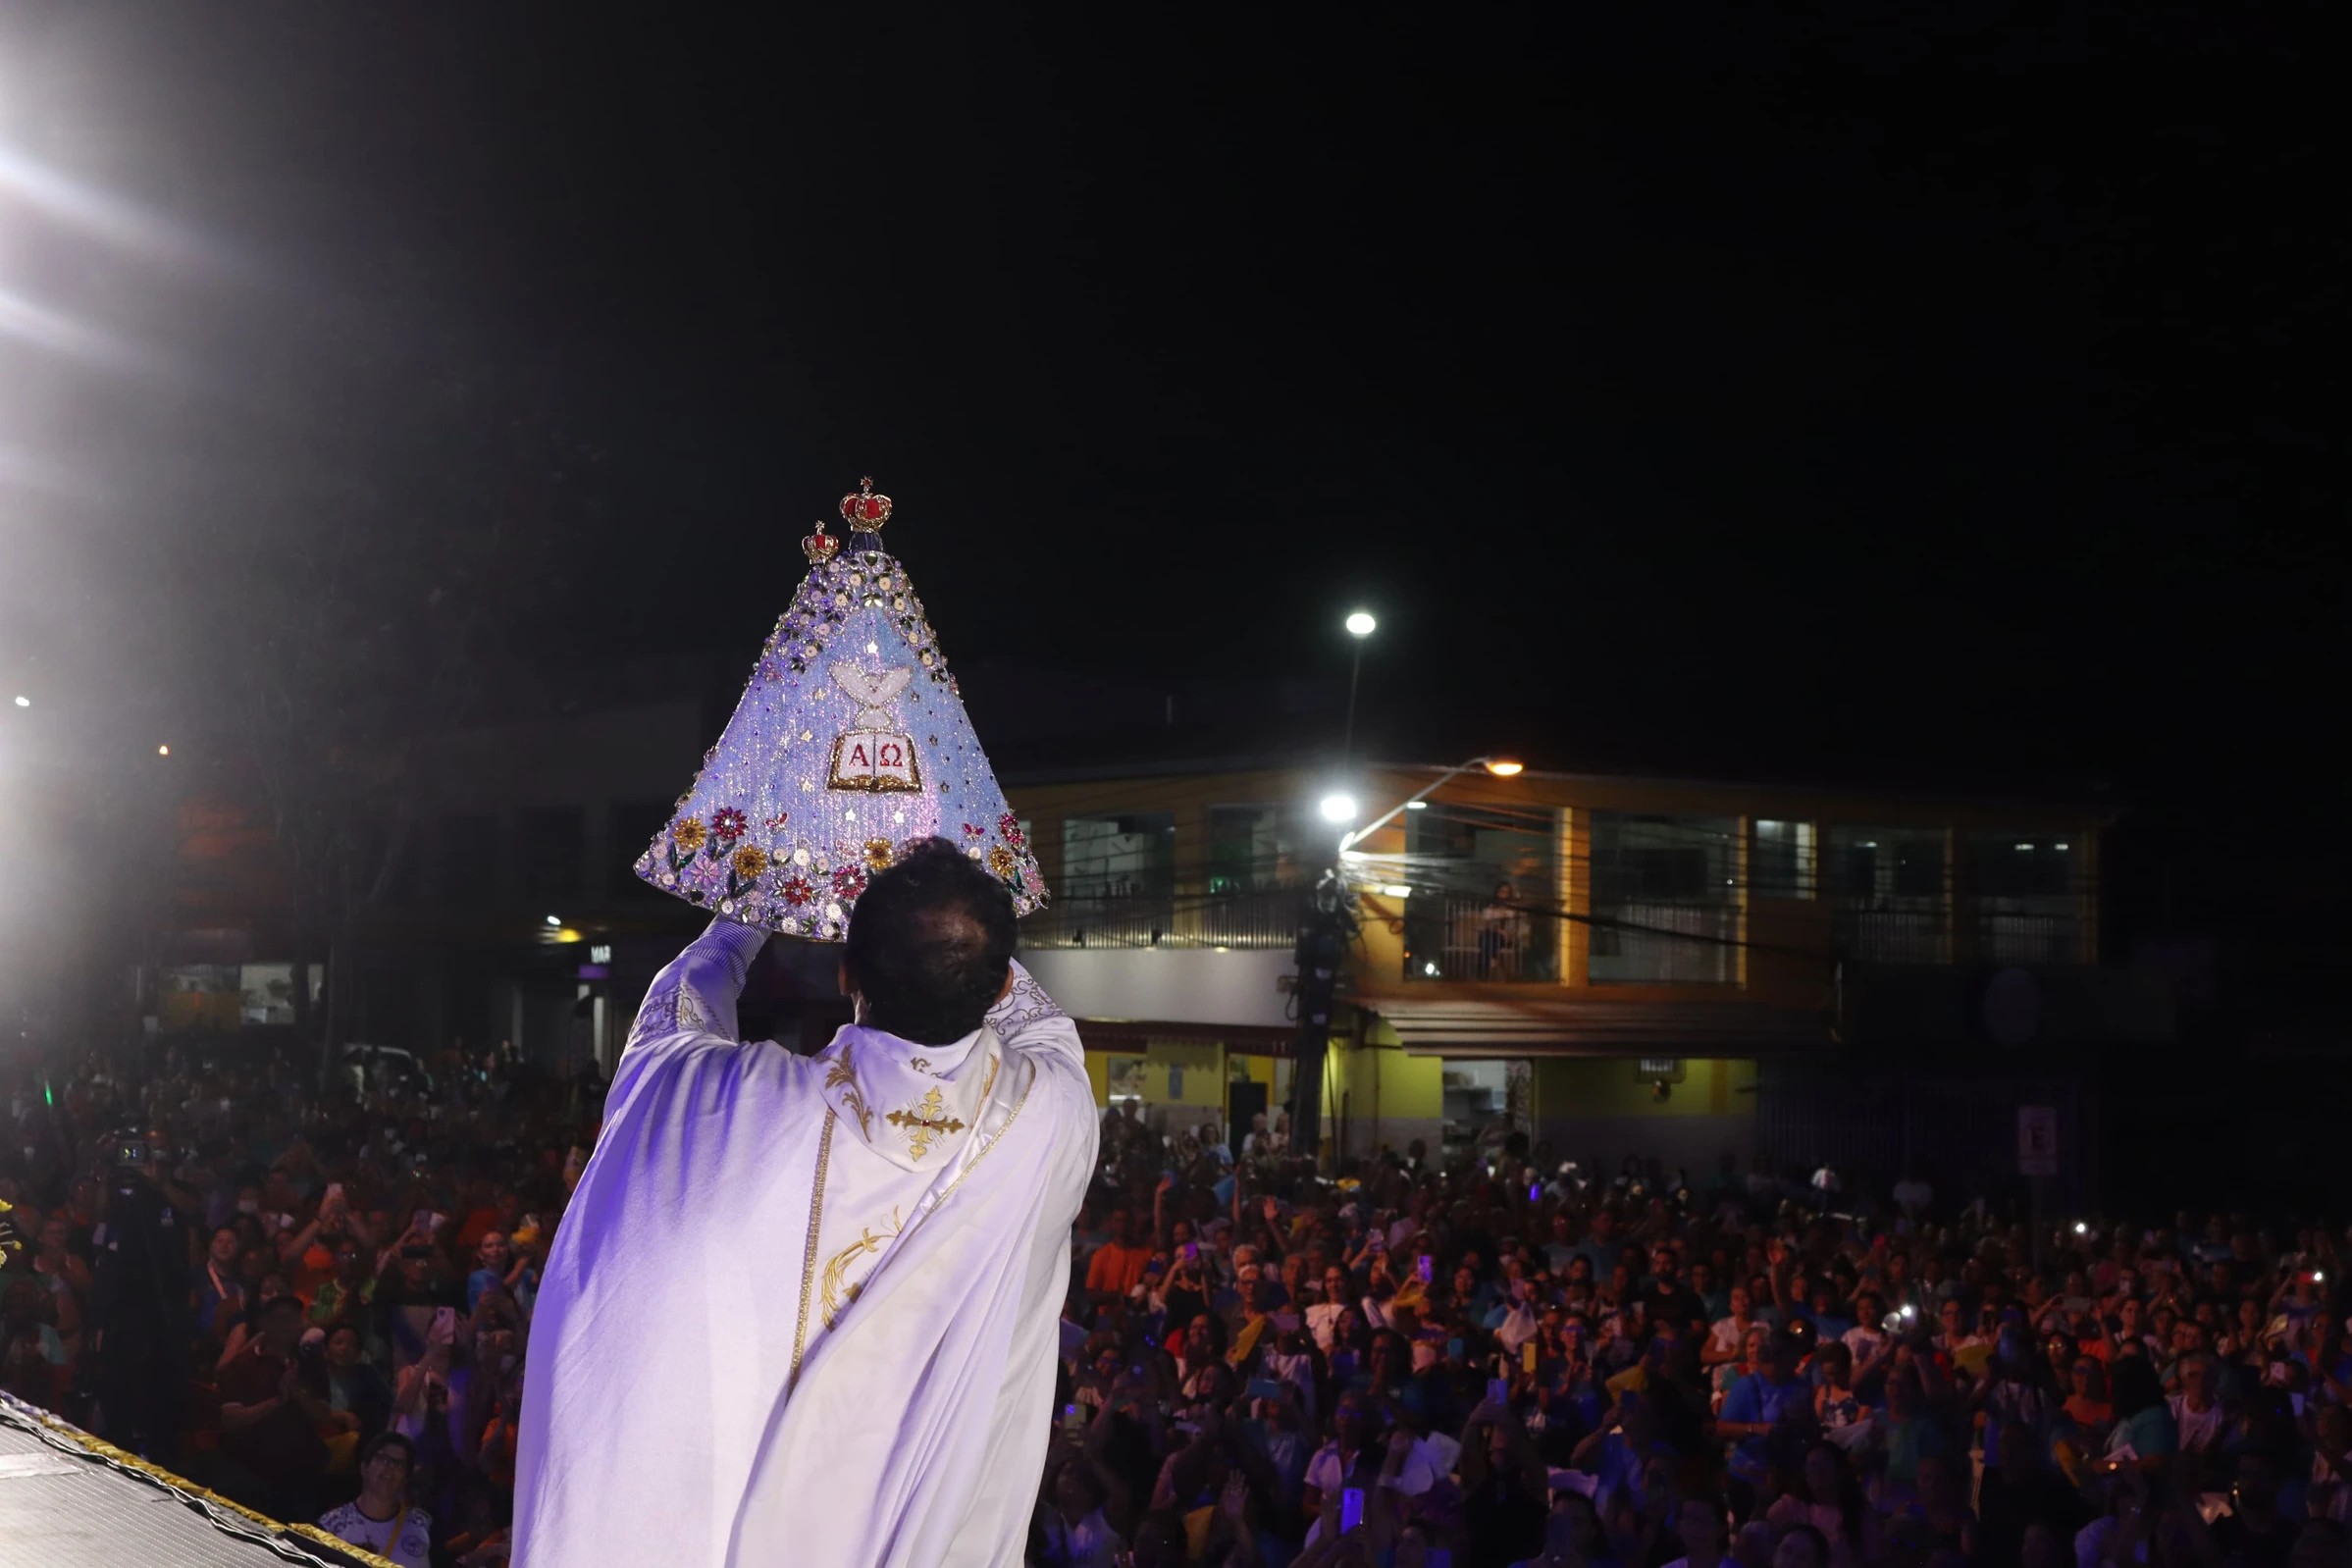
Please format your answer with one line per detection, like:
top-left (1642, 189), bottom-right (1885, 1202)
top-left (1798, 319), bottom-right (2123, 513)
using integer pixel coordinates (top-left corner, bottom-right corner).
top-left (1480, 881), bottom-right (1527, 980)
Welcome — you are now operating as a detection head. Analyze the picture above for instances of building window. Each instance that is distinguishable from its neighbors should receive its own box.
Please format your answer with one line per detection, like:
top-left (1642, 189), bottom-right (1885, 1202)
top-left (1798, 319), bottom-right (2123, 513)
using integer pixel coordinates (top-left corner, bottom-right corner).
top-left (519, 806), bottom-right (585, 900)
top-left (1826, 826), bottom-right (1948, 963)
top-left (1206, 805), bottom-right (1308, 894)
top-left (1061, 812), bottom-right (1176, 900)
top-left (1048, 813), bottom-right (1176, 947)
top-left (1965, 833), bottom-right (2084, 965)
top-left (1400, 804), bottom-right (1560, 981)
top-left (1587, 812), bottom-right (1738, 984)
top-left (1751, 820), bottom-right (1815, 900)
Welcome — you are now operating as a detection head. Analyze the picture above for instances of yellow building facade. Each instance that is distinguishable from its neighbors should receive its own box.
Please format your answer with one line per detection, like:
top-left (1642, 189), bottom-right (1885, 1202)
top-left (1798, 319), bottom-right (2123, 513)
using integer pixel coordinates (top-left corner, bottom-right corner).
top-left (1008, 759), bottom-right (2102, 1170)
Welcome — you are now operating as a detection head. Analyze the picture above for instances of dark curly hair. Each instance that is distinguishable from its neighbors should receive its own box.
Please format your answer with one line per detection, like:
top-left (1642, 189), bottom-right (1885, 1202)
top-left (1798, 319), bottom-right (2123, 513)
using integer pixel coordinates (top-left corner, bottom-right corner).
top-left (843, 837), bottom-right (1017, 1045)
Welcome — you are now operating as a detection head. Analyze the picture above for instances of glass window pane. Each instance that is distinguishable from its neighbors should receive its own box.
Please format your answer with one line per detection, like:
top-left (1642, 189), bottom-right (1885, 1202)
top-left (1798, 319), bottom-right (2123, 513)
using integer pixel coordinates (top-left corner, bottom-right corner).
top-left (1753, 820), bottom-right (1815, 900)
top-left (1587, 813), bottom-right (1738, 984)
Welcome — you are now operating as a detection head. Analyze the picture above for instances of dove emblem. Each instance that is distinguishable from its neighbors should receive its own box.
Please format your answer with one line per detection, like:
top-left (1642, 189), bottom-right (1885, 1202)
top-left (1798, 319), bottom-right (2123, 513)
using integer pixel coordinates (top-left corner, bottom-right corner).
top-left (830, 662), bottom-right (914, 713)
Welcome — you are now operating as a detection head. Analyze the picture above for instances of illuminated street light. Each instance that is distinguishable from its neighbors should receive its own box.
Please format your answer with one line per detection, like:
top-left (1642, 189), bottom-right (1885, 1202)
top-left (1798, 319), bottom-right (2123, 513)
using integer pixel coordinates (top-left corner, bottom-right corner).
top-left (545, 914), bottom-right (562, 927)
top-left (1318, 793), bottom-right (1359, 824)
top-left (1344, 610), bottom-right (1377, 638)
top-left (156, 744), bottom-right (170, 757)
top-left (1338, 755), bottom-right (1527, 853)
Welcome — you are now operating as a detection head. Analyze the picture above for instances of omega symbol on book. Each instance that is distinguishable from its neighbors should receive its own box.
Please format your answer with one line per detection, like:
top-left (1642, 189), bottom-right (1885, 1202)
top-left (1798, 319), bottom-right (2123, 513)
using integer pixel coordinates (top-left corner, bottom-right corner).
top-left (827, 661), bottom-right (922, 793)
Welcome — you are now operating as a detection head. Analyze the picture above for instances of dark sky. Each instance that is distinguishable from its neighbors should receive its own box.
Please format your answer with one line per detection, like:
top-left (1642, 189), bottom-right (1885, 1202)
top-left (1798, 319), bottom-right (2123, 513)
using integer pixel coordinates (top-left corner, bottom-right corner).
top-left (0, 5), bottom-right (2337, 979)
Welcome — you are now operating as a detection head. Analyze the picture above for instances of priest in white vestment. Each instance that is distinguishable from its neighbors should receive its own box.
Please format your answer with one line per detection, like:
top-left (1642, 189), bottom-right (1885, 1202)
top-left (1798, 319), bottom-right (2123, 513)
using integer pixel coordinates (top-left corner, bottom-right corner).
top-left (514, 840), bottom-right (1099, 1567)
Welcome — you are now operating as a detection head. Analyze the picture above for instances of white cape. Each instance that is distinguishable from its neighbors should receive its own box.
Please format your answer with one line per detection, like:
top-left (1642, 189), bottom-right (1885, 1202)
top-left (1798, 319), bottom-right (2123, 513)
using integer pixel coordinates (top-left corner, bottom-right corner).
top-left (514, 922), bottom-right (1097, 1567)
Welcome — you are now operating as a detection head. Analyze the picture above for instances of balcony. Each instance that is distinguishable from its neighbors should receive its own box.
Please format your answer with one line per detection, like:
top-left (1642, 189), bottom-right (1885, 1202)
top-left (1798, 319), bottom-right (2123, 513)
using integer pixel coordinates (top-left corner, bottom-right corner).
top-left (1587, 903), bottom-right (1739, 985)
top-left (1832, 905), bottom-right (1950, 965)
top-left (1973, 908), bottom-right (2084, 967)
top-left (1021, 886), bottom-right (1303, 951)
top-left (1404, 895), bottom-right (1560, 981)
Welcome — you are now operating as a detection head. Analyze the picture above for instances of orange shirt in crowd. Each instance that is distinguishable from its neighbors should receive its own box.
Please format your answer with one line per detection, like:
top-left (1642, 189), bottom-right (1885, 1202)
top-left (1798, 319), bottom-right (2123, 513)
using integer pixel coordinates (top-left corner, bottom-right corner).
top-left (1085, 1241), bottom-right (1154, 1297)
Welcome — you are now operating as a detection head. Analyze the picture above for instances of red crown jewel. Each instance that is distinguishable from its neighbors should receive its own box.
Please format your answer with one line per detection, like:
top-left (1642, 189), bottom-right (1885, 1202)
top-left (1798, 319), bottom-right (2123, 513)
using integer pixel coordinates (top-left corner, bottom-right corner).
top-left (839, 476), bottom-right (893, 531)
top-left (801, 522), bottom-right (840, 564)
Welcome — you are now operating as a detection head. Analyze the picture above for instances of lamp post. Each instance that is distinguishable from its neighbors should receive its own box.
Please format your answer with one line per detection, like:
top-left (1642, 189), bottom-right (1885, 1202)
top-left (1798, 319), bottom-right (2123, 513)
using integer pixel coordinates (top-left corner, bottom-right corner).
top-left (1341, 610), bottom-right (1376, 759)
top-left (1291, 753), bottom-right (1524, 1169)
top-left (1337, 755), bottom-right (1525, 855)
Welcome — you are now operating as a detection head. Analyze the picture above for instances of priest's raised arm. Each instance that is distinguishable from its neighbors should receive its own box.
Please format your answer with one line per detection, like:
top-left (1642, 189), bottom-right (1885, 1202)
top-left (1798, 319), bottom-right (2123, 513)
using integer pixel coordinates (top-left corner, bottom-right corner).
top-left (624, 915), bottom-right (769, 1059)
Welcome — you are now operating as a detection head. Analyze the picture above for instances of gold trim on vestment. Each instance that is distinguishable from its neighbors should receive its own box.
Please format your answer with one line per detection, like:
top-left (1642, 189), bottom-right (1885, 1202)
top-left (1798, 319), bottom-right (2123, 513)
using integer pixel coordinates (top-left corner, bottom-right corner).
top-left (789, 1110), bottom-right (837, 1389)
top-left (928, 1056), bottom-right (1036, 1211)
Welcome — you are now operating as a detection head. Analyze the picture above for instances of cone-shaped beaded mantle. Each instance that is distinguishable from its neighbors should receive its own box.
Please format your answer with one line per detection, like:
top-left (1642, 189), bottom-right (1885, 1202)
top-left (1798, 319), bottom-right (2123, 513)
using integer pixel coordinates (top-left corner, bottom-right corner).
top-left (632, 547), bottom-right (1043, 940)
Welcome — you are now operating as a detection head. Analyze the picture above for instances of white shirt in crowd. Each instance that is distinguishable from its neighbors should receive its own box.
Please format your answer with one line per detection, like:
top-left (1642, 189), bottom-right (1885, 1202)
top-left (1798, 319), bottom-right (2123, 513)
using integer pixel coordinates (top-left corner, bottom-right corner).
top-left (2170, 1394), bottom-right (2224, 1454)
top-left (1299, 1437), bottom-right (1449, 1553)
top-left (1039, 1508), bottom-right (1123, 1568)
top-left (318, 1502), bottom-right (433, 1568)
top-left (1306, 1298), bottom-right (1349, 1350)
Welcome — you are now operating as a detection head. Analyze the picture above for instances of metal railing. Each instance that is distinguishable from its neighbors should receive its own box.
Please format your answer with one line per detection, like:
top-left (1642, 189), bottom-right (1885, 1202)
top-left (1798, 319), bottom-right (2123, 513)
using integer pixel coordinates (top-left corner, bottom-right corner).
top-left (1020, 886), bottom-right (1304, 950)
top-left (1973, 911), bottom-right (2084, 967)
top-left (1406, 897), bottom-right (1558, 981)
top-left (1586, 903), bottom-right (1739, 984)
top-left (1832, 906), bottom-right (1950, 965)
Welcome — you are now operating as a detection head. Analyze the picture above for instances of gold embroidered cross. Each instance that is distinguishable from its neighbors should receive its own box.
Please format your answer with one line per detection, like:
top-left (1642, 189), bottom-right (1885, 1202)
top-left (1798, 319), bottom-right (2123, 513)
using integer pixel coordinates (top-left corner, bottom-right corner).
top-left (886, 1085), bottom-right (966, 1159)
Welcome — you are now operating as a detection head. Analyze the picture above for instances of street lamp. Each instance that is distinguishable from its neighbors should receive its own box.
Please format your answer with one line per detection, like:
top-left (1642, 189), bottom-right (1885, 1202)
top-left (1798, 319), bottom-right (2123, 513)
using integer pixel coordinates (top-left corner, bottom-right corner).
top-left (1341, 609), bottom-right (1376, 758)
top-left (1318, 792), bottom-right (1360, 824)
top-left (1337, 756), bottom-right (1526, 853)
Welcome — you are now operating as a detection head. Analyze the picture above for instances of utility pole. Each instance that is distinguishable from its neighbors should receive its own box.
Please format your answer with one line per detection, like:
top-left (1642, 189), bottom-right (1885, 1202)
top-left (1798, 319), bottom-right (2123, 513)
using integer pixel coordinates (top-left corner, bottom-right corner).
top-left (1288, 870), bottom-right (1354, 1167)
top-left (1341, 611), bottom-right (1376, 759)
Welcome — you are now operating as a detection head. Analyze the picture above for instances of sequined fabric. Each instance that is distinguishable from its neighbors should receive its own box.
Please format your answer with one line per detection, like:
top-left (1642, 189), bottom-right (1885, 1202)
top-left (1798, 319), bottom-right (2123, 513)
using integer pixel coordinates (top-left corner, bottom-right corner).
top-left (632, 547), bottom-right (1044, 939)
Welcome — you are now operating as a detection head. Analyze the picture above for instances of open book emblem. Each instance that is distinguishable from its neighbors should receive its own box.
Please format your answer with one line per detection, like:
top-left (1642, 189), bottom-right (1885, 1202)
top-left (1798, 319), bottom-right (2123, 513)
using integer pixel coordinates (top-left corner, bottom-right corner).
top-left (827, 661), bottom-right (922, 793)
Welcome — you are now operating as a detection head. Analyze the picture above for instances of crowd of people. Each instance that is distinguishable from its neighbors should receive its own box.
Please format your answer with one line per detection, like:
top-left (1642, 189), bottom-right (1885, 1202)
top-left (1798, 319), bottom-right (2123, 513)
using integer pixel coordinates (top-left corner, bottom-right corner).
top-left (3, 1039), bottom-right (589, 1565)
top-left (5, 1036), bottom-right (2351, 1568)
top-left (1038, 1111), bottom-right (2351, 1568)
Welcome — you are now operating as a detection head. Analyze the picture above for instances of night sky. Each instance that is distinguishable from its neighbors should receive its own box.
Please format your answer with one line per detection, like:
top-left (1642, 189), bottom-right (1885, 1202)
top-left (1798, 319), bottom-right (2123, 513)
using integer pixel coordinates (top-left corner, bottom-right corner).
top-left (0, 6), bottom-right (2337, 999)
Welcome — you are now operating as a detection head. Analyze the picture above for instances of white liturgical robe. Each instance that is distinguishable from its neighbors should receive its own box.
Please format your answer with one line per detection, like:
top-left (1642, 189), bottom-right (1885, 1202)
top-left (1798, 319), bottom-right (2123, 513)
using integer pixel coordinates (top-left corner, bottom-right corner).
top-left (513, 919), bottom-right (1098, 1567)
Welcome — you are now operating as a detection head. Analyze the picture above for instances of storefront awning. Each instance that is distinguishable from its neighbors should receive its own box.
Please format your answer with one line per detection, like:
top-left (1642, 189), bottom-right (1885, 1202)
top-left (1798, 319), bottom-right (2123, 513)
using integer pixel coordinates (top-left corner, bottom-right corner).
top-left (1346, 993), bottom-right (1831, 1059)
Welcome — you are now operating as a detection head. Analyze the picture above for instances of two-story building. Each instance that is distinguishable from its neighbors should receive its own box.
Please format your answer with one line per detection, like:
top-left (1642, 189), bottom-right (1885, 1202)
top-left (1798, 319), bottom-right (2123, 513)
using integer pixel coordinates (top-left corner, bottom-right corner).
top-left (1006, 756), bottom-right (2168, 1200)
